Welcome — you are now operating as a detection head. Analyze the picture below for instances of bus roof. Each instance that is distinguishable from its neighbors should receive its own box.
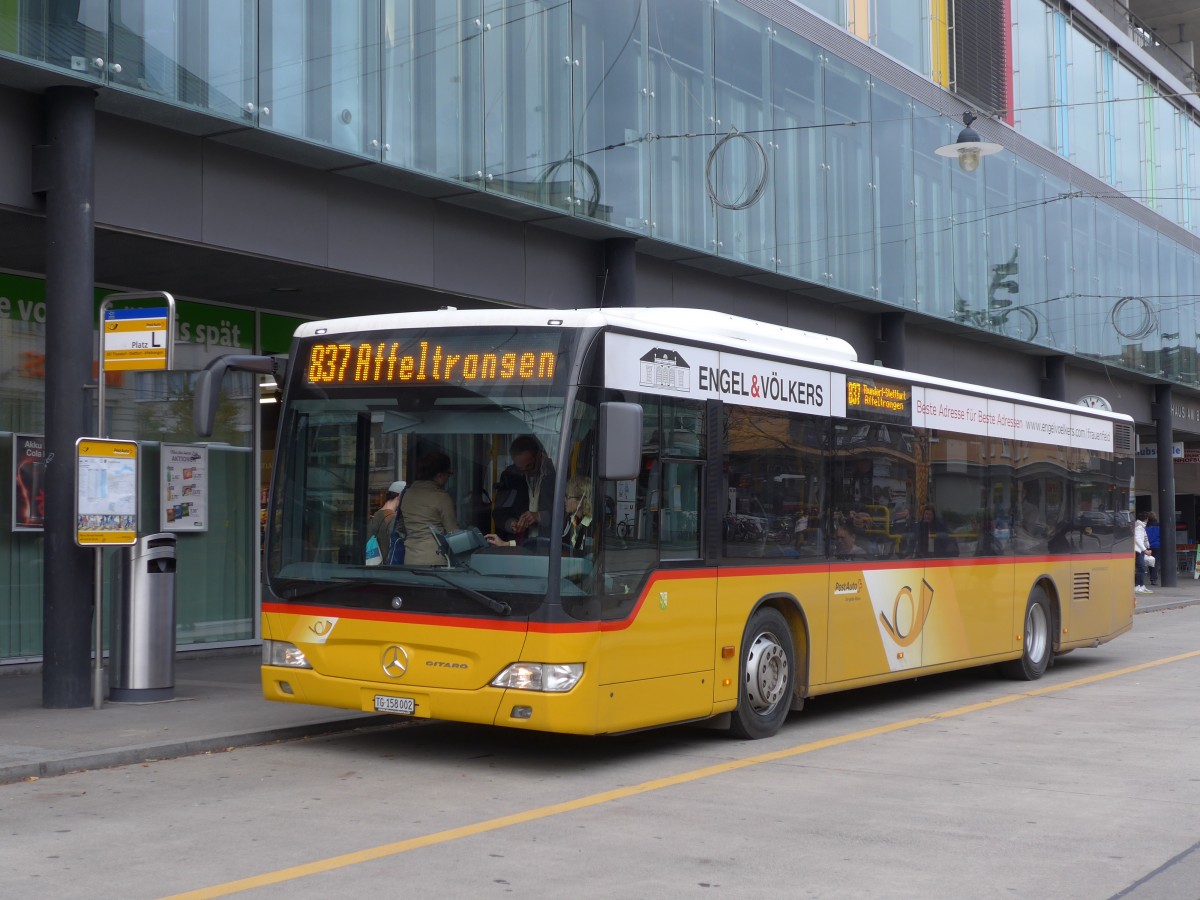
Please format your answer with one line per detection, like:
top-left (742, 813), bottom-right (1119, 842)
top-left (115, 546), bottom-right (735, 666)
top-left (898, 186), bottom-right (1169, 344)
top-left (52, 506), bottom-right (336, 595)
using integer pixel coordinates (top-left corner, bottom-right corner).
top-left (292, 306), bottom-right (1132, 425)
top-left (294, 306), bottom-right (858, 364)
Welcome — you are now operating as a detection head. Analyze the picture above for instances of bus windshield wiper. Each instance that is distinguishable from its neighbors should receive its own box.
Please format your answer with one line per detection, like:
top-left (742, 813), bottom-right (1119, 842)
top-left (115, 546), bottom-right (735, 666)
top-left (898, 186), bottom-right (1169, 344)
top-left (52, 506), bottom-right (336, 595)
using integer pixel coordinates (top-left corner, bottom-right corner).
top-left (274, 578), bottom-right (370, 602)
top-left (421, 570), bottom-right (512, 616)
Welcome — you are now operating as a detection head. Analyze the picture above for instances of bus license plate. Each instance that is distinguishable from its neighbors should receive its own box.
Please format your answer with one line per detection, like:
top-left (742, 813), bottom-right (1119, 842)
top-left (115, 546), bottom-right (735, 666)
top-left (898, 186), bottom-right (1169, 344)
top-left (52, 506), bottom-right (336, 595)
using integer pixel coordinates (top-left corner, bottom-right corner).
top-left (374, 695), bottom-right (415, 715)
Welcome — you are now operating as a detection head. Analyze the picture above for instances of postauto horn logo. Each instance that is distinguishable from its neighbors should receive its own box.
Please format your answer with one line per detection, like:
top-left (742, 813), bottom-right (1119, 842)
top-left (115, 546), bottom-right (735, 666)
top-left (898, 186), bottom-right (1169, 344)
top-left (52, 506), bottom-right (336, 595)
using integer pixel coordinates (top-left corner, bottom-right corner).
top-left (878, 580), bottom-right (935, 648)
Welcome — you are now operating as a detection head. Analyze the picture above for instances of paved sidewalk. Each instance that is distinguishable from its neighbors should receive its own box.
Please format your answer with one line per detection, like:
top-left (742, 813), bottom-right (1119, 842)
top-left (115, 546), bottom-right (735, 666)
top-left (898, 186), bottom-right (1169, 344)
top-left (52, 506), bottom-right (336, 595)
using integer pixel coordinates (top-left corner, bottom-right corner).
top-left (0, 648), bottom-right (392, 784)
top-left (3, 579), bottom-right (1199, 785)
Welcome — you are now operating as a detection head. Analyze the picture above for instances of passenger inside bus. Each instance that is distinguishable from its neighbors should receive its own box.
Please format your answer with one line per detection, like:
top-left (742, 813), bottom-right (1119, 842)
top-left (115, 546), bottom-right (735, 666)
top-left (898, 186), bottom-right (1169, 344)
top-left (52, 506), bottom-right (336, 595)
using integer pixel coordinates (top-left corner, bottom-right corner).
top-left (485, 474), bottom-right (594, 558)
top-left (833, 521), bottom-right (867, 559)
top-left (912, 506), bottom-right (958, 558)
top-left (399, 452), bottom-right (459, 566)
top-left (563, 476), bottom-right (594, 556)
top-left (494, 435), bottom-right (556, 542)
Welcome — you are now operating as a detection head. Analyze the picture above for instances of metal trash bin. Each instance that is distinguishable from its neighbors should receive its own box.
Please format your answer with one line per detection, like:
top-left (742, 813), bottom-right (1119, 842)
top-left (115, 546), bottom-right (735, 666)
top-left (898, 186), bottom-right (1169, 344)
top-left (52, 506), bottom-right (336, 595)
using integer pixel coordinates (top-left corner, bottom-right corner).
top-left (109, 533), bottom-right (177, 702)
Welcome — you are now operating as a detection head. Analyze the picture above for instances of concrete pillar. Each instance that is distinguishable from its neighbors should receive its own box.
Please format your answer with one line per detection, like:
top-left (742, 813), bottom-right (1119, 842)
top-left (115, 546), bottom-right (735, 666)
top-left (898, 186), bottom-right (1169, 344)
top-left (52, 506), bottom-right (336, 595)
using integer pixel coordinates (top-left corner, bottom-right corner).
top-left (600, 238), bottom-right (637, 307)
top-left (1042, 356), bottom-right (1067, 402)
top-left (875, 312), bottom-right (906, 370)
top-left (36, 86), bottom-right (97, 708)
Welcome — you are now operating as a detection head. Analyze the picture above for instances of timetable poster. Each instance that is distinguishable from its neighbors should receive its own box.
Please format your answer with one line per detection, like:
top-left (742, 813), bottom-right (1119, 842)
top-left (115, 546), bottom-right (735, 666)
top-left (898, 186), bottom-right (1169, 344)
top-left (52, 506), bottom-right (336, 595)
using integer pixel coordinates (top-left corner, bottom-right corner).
top-left (161, 444), bottom-right (208, 532)
top-left (75, 439), bottom-right (138, 546)
top-left (13, 433), bottom-right (46, 531)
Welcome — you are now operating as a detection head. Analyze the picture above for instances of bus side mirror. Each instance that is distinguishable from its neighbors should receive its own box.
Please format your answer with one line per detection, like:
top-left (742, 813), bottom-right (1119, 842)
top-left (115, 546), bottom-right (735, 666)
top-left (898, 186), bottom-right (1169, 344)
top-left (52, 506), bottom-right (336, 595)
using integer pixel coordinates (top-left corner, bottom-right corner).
top-left (599, 402), bottom-right (642, 481)
top-left (193, 354), bottom-right (281, 437)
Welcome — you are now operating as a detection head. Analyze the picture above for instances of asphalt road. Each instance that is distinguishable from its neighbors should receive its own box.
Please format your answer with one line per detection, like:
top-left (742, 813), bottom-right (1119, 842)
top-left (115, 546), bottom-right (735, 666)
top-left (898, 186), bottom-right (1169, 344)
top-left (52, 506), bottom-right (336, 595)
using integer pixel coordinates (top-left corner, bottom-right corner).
top-left (4, 604), bottom-right (1199, 900)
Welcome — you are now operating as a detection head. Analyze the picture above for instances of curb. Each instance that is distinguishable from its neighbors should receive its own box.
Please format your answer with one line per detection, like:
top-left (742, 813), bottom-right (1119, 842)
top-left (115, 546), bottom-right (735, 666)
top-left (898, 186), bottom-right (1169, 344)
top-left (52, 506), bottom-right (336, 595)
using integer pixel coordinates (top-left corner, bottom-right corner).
top-left (0, 715), bottom-right (400, 785)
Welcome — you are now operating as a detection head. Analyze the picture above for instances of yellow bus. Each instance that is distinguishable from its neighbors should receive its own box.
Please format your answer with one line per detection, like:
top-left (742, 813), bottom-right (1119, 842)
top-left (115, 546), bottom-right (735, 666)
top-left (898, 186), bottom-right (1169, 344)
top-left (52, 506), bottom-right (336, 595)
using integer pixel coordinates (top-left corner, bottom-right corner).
top-left (196, 307), bottom-right (1135, 739)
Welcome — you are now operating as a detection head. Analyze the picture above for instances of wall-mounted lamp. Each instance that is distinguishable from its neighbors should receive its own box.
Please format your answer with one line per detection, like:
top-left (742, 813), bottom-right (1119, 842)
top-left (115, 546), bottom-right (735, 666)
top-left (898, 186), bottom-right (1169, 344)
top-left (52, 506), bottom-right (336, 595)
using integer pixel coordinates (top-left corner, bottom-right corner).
top-left (935, 112), bottom-right (1002, 173)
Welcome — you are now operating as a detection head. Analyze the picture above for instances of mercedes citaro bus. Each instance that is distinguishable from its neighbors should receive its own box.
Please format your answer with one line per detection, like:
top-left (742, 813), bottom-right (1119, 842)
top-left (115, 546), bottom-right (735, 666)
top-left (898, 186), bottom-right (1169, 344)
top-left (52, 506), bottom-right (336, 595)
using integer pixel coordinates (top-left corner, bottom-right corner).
top-left (195, 307), bottom-right (1134, 739)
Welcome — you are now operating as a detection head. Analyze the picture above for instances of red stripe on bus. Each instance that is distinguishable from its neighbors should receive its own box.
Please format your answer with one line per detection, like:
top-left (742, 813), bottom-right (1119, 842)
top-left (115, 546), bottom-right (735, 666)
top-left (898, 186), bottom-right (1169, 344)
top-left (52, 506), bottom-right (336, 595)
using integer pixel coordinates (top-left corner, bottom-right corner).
top-left (264, 554), bottom-right (1115, 634)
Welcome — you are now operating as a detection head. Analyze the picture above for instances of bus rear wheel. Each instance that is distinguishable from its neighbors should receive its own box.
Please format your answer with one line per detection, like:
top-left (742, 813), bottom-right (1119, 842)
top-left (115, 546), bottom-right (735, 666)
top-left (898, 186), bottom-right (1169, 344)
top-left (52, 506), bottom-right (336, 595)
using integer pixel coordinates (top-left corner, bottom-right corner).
top-left (729, 607), bottom-right (795, 739)
top-left (1002, 586), bottom-right (1052, 680)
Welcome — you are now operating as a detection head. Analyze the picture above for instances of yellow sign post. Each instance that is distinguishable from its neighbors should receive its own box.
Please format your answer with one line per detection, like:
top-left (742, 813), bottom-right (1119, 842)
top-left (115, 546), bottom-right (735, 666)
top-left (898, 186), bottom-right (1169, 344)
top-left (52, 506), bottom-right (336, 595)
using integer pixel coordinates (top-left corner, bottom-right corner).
top-left (89, 292), bottom-right (174, 708)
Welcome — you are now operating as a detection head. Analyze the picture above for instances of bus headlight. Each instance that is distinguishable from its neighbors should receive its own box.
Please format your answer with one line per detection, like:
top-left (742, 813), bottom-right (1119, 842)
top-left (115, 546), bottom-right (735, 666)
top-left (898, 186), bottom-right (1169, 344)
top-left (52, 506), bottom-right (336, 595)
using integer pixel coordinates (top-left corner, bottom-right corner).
top-left (491, 663), bottom-right (583, 692)
top-left (263, 640), bottom-right (311, 669)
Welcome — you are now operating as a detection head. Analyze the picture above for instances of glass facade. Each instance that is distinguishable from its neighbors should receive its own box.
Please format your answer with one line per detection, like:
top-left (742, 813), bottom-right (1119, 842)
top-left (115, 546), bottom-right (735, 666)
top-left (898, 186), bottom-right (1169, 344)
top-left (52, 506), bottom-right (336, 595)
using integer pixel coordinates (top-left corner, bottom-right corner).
top-left (3, 2), bottom-right (1199, 357)
top-left (4, 0), bottom-right (1200, 655)
top-left (3, 2), bottom-right (1198, 378)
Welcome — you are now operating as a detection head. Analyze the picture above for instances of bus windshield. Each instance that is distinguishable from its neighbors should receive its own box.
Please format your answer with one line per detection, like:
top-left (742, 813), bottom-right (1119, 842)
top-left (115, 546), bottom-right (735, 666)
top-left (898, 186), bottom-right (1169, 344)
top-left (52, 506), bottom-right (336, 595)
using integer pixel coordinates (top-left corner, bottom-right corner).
top-left (266, 326), bottom-right (594, 617)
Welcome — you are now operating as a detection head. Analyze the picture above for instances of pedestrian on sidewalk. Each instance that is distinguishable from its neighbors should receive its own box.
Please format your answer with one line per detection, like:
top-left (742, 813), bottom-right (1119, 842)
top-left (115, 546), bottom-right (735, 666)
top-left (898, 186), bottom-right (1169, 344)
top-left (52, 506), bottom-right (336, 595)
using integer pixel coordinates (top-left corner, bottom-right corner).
top-left (1146, 514), bottom-right (1161, 587)
top-left (1134, 512), bottom-right (1154, 595)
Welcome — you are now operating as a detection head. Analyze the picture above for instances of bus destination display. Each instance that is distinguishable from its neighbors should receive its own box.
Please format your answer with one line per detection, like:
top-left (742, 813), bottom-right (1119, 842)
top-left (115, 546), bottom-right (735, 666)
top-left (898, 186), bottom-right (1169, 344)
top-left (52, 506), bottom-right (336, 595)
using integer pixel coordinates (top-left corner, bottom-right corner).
top-left (305, 336), bottom-right (559, 388)
top-left (846, 377), bottom-right (911, 422)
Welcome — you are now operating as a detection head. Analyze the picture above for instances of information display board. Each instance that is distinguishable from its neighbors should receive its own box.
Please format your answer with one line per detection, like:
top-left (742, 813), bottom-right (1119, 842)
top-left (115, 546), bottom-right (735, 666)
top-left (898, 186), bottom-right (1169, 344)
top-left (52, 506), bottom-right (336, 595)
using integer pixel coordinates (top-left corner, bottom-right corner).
top-left (75, 438), bottom-right (138, 546)
top-left (160, 443), bottom-right (208, 532)
top-left (13, 433), bottom-right (46, 531)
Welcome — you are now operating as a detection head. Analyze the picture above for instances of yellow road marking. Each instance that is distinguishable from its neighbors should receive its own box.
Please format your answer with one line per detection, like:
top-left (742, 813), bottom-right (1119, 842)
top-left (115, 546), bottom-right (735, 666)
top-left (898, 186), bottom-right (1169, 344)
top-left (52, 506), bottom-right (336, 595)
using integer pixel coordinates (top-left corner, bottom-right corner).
top-left (163, 649), bottom-right (1200, 899)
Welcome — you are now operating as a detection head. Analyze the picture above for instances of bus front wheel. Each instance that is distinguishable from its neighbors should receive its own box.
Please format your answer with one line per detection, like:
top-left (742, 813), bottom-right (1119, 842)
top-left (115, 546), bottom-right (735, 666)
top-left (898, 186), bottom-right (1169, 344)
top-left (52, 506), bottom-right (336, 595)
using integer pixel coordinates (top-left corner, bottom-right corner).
top-left (1002, 586), bottom-right (1052, 680)
top-left (729, 607), bottom-right (795, 739)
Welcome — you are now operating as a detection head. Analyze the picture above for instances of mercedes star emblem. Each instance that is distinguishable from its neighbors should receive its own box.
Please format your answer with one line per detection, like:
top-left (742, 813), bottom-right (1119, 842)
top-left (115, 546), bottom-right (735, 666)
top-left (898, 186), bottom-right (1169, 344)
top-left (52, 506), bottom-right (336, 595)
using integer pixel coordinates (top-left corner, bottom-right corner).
top-left (381, 645), bottom-right (409, 678)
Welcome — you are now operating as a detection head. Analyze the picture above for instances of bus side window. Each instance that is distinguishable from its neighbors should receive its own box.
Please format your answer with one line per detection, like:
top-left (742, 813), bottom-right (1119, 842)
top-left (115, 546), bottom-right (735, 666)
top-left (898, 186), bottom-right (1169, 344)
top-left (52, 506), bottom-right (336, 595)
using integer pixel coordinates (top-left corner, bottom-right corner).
top-left (660, 461), bottom-right (701, 559)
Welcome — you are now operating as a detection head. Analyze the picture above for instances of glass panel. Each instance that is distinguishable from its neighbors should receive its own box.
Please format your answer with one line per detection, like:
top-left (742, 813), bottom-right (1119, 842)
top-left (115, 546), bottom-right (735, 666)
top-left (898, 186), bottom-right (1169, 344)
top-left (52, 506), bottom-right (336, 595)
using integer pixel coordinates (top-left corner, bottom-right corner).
top-left (647, 0), bottom-right (714, 252)
top-left (913, 100), bottom-right (954, 319)
top-left (382, 0), bottom-right (484, 183)
top-left (1042, 170), bottom-right (1073, 349)
top-left (1071, 450), bottom-right (1116, 554)
top-left (1015, 465), bottom-right (1067, 557)
top-left (1190, 118), bottom-right (1200, 235)
top-left (659, 461), bottom-right (701, 559)
top-left (874, 0), bottom-right (928, 75)
top-left (1176, 246), bottom-right (1197, 384)
top-left (1111, 59), bottom-right (1144, 199)
top-left (1012, 0), bottom-right (1053, 149)
top-left (260, 1), bottom-right (382, 157)
top-left (831, 420), bottom-right (920, 560)
top-left (1092, 198), bottom-right (1122, 361)
top-left (107, 0), bottom-right (254, 121)
top-left (1065, 21), bottom-right (1100, 177)
top-left (1182, 120), bottom-right (1194, 234)
top-left (988, 438), bottom-right (1016, 557)
top-left (661, 395), bottom-right (704, 457)
top-left (823, 55), bottom-right (873, 294)
top-left (572, 0), bottom-right (648, 230)
top-left (1069, 191), bottom-right (1096, 357)
top-left (723, 406), bottom-right (827, 561)
top-left (949, 147), bottom-right (988, 335)
top-left (803, 1), bottom-right (845, 27)
top-left (771, 25), bottom-right (825, 281)
top-left (983, 154), bottom-right (1042, 346)
top-left (482, 0), bottom-right (571, 209)
top-left (871, 81), bottom-right (914, 306)
top-left (1012, 159), bottom-right (1050, 348)
top-left (1152, 97), bottom-right (1182, 224)
top-left (928, 433), bottom-right (988, 558)
top-left (2, 0), bottom-right (108, 76)
top-left (1157, 238), bottom-right (1180, 380)
top-left (167, 444), bottom-right (256, 643)
top-left (712, 1), bottom-right (773, 267)
top-left (1126, 225), bottom-right (1160, 368)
